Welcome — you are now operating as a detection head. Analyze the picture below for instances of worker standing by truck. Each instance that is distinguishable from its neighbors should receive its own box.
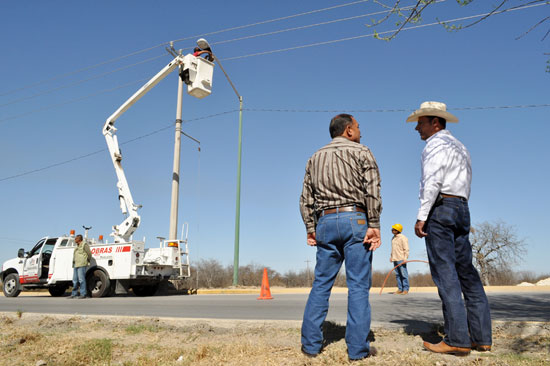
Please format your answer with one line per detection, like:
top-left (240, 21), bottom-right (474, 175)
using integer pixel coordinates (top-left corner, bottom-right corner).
top-left (69, 235), bottom-right (91, 299)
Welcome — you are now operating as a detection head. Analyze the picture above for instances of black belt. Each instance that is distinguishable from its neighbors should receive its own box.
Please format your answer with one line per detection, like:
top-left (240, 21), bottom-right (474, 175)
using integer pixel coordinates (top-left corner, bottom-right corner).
top-left (318, 206), bottom-right (365, 217)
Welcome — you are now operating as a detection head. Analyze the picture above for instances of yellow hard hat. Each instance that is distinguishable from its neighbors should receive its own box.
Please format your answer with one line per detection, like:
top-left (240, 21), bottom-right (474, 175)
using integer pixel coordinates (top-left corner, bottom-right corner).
top-left (392, 223), bottom-right (403, 233)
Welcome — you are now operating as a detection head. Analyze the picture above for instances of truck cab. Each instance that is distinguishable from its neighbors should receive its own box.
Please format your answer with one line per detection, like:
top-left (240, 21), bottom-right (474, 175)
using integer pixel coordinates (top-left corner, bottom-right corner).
top-left (1, 236), bottom-right (74, 297)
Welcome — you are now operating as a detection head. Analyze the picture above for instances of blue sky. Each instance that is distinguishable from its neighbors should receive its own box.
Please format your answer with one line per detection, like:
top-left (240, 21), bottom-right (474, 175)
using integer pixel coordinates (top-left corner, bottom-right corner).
top-left (1, 1), bottom-right (549, 276)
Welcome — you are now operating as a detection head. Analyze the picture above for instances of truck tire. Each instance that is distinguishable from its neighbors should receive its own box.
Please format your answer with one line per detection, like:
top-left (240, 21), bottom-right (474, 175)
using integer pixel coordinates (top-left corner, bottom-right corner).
top-left (132, 283), bottom-right (159, 297)
top-left (3, 273), bottom-right (22, 298)
top-left (48, 284), bottom-right (68, 297)
top-left (86, 269), bottom-right (111, 298)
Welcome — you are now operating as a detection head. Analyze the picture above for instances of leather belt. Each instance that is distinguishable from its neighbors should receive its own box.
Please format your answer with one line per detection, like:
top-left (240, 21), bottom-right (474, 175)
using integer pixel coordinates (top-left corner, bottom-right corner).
top-left (440, 193), bottom-right (467, 201)
top-left (318, 206), bottom-right (365, 217)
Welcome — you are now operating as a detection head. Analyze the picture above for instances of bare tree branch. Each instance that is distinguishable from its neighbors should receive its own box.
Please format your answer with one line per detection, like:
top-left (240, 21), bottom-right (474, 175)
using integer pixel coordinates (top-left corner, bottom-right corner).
top-left (516, 15), bottom-right (550, 39)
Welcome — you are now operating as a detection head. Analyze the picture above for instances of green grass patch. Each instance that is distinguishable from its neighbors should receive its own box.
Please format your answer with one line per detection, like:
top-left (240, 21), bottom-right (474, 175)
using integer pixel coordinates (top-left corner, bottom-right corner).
top-left (72, 338), bottom-right (113, 365)
top-left (124, 324), bottom-right (162, 334)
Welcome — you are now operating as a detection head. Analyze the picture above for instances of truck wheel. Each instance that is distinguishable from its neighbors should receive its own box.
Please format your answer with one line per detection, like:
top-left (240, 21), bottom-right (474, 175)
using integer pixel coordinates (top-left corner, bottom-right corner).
top-left (86, 269), bottom-right (111, 298)
top-left (132, 283), bottom-right (159, 297)
top-left (3, 273), bottom-right (22, 297)
top-left (48, 284), bottom-right (68, 297)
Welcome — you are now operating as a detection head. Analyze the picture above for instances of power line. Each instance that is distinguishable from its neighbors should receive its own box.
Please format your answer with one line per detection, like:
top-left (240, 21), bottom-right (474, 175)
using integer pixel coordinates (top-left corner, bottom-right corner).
top-left (1, 102), bottom-right (548, 183)
top-left (0, 0), bottom-right (374, 97)
top-left (222, 2), bottom-right (548, 61)
top-left (0, 2), bottom-right (543, 123)
top-left (169, 0), bottom-right (374, 45)
top-left (244, 104), bottom-right (550, 113)
top-left (0, 110), bottom-right (238, 182)
top-left (1, 2), bottom-right (415, 105)
top-left (0, 78), bottom-right (150, 123)
top-left (0, 55), bottom-right (166, 108)
top-left (0, 1), bottom-right (447, 111)
top-left (209, 2), bottom-right (439, 47)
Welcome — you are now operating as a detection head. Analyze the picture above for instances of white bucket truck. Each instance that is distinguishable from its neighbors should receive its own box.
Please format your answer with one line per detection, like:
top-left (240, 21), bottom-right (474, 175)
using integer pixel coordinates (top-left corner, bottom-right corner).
top-left (1, 44), bottom-right (215, 297)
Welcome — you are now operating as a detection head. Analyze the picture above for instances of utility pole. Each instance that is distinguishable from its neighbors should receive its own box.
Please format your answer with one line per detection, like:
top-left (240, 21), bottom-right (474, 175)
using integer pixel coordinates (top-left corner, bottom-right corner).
top-left (168, 56), bottom-right (184, 241)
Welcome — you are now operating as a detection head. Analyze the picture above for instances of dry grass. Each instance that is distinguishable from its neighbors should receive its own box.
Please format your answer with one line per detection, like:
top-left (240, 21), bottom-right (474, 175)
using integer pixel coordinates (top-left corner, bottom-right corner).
top-left (0, 313), bottom-right (549, 366)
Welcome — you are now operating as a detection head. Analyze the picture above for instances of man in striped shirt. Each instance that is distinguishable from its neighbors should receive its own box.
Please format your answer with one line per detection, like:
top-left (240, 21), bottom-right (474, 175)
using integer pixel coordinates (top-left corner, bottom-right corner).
top-left (299, 113), bottom-right (381, 361)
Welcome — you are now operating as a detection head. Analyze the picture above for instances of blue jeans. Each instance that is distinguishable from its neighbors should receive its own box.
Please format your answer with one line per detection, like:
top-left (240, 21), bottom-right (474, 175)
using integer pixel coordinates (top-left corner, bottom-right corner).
top-left (393, 260), bottom-right (409, 291)
top-left (301, 211), bottom-right (373, 360)
top-left (71, 266), bottom-right (87, 297)
top-left (425, 197), bottom-right (492, 348)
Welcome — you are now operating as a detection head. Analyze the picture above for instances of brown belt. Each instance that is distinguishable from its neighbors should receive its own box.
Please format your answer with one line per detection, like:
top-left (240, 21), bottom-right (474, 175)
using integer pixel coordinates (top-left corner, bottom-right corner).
top-left (318, 206), bottom-right (365, 217)
top-left (440, 193), bottom-right (467, 201)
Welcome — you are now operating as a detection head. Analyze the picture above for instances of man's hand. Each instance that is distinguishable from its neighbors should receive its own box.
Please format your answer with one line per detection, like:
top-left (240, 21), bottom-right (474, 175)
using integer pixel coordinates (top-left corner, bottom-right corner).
top-left (415, 220), bottom-right (427, 238)
top-left (307, 232), bottom-right (317, 246)
top-left (363, 228), bottom-right (381, 251)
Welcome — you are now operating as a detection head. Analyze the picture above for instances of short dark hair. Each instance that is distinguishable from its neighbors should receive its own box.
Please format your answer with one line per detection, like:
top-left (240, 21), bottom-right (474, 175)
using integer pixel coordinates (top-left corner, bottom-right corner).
top-left (329, 114), bottom-right (354, 138)
top-left (428, 116), bottom-right (446, 129)
top-left (76, 234), bottom-right (83, 240)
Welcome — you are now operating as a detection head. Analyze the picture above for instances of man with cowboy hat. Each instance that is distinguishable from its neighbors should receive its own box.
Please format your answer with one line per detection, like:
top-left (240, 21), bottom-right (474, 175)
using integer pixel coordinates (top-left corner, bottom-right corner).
top-left (407, 101), bottom-right (492, 356)
top-left (390, 223), bottom-right (409, 295)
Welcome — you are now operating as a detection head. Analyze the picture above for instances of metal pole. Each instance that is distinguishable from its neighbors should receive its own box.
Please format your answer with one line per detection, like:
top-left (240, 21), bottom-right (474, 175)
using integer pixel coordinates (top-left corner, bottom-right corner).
top-left (232, 96), bottom-right (243, 286)
top-left (169, 66), bottom-right (184, 240)
top-left (209, 52), bottom-right (243, 286)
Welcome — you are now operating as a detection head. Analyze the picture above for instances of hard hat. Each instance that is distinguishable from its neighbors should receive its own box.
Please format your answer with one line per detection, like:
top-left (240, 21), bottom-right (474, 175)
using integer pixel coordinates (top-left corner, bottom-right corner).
top-left (392, 223), bottom-right (403, 233)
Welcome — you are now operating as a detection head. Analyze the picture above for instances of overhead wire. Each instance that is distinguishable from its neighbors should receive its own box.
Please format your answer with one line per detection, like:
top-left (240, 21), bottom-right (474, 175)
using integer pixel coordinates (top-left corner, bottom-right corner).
top-left (0, 109), bottom-right (238, 182)
top-left (0, 0), bottom-right (375, 97)
top-left (0, 2), bottom-right (433, 115)
top-left (0, 1), bottom-right (544, 123)
top-left (0, 2), bottom-right (429, 107)
top-left (0, 78), bottom-right (151, 123)
top-left (222, 1), bottom-right (548, 61)
top-left (1, 102), bottom-right (549, 183)
top-left (207, 2), bottom-right (444, 47)
top-left (1, 2), bottom-right (547, 180)
top-left (0, 54), bottom-right (166, 108)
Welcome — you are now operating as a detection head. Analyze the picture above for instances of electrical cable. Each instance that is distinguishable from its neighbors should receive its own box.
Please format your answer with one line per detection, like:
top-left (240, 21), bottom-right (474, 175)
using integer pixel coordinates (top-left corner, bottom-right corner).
top-left (208, 2), bottom-right (445, 48)
top-left (1, 2), bottom-right (429, 105)
top-left (221, 2), bottom-right (548, 61)
top-left (0, 0), bottom-right (375, 97)
top-left (0, 78), bottom-right (151, 123)
top-left (1, 101), bottom-right (548, 183)
top-left (0, 110), bottom-right (238, 182)
top-left (169, 0), bottom-right (374, 45)
top-left (243, 104), bottom-right (550, 113)
top-left (0, 0), bottom-right (534, 120)
top-left (0, 55), bottom-right (166, 108)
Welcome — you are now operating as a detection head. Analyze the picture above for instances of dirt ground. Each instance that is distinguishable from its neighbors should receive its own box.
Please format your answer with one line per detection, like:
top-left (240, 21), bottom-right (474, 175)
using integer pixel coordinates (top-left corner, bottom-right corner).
top-left (1, 312), bottom-right (548, 366)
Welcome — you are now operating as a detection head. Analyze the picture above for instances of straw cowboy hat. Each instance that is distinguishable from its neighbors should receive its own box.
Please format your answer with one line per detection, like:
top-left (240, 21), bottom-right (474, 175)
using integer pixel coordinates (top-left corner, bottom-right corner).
top-left (406, 101), bottom-right (459, 123)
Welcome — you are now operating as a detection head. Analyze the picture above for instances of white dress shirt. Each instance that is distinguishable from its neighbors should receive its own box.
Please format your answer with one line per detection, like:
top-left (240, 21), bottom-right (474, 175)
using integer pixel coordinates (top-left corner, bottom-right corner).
top-left (418, 130), bottom-right (472, 221)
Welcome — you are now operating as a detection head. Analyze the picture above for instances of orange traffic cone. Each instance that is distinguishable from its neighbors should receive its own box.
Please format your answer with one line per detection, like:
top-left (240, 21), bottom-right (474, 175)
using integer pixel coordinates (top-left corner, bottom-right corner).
top-left (257, 268), bottom-right (273, 300)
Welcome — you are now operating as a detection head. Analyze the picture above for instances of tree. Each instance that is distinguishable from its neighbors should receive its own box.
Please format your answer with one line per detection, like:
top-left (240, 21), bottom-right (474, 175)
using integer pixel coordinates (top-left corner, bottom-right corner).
top-left (470, 220), bottom-right (526, 285)
top-left (368, 0), bottom-right (550, 70)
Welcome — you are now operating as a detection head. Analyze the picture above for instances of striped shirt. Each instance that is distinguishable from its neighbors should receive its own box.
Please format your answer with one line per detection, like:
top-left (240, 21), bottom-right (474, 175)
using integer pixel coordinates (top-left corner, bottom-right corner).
top-left (300, 136), bottom-right (382, 233)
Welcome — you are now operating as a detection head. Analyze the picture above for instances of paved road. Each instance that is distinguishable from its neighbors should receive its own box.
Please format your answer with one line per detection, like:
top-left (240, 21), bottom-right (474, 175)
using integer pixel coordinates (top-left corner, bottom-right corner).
top-left (1, 292), bottom-right (548, 328)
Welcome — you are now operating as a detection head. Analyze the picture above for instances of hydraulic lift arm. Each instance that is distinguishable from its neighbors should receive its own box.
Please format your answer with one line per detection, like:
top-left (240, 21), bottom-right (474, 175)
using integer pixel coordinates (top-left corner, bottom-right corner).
top-left (102, 53), bottom-right (213, 242)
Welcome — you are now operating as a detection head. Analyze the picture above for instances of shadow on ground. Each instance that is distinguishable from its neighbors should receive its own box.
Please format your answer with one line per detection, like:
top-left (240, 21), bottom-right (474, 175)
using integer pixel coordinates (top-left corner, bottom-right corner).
top-left (390, 319), bottom-right (443, 343)
top-left (322, 321), bottom-right (375, 347)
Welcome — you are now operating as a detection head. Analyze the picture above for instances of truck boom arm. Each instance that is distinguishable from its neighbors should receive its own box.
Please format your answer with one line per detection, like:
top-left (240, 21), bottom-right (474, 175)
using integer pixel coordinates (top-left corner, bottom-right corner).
top-left (102, 56), bottom-right (184, 242)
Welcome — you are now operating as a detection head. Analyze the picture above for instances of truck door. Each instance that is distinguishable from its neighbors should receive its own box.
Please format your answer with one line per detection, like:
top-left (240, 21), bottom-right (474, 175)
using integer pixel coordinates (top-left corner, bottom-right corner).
top-left (49, 238), bottom-right (75, 282)
top-left (21, 238), bottom-right (46, 284)
top-left (39, 238), bottom-right (56, 280)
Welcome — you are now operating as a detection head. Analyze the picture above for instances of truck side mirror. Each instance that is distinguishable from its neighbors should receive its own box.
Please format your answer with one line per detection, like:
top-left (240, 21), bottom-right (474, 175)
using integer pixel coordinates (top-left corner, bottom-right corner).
top-left (17, 248), bottom-right (25, 258)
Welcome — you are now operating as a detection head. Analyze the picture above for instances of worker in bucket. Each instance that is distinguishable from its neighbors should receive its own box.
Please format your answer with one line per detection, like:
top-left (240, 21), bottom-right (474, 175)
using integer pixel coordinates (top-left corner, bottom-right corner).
top-left (408, 101), bottom-right (492, 355)
top-left (69, 235), bottom-right (92, 299)
top-left (390, 223), bottom-right (409, 295)
top-left (300, 114), bottom-right (381, 360)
